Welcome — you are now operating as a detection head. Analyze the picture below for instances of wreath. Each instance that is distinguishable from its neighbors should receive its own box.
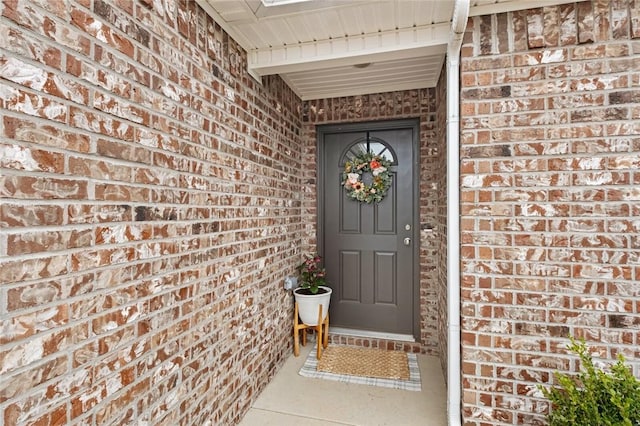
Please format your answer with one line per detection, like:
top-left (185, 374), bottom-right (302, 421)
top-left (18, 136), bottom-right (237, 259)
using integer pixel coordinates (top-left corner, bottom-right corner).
top-left (342, 152), bottom-right (392, 204)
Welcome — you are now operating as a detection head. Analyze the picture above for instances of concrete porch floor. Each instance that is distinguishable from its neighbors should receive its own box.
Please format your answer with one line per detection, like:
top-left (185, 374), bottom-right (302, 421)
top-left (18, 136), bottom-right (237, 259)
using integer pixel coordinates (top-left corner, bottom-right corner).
top-left (239, 343), bottom-right (447, 425)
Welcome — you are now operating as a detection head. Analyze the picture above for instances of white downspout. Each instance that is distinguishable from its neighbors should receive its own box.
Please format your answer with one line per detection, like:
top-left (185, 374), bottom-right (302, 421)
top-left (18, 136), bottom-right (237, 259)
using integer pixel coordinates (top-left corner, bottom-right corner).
top-left (447, 1), bottom-right (469, 425)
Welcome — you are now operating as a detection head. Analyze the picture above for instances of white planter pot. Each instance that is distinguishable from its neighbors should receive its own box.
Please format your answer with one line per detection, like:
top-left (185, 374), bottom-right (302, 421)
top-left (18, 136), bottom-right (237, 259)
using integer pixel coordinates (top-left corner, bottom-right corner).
top-left (294, 286), bottom-right (332, 326)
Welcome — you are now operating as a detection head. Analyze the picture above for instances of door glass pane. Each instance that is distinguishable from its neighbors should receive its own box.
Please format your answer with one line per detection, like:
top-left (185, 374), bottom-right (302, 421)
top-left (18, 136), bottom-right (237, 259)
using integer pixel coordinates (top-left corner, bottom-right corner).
top-left (369, 141), bottom-right (393, 162)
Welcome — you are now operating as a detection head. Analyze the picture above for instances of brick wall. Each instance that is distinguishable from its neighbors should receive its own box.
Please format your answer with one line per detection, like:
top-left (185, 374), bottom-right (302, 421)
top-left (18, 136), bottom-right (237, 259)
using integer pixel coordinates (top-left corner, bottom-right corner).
top-left (0, 0), bottom-right (303, 424)
top-left (460, 1), bottom-right (640, 424)
top-left (302, 90), bottom-right (441, 354)
top-left (435, 64), bottom-right (449, 379)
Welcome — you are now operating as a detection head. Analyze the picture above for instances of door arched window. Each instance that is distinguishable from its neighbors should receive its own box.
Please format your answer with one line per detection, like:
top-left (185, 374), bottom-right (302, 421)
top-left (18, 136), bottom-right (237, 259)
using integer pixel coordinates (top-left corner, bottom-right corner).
top-left (340, 136), bottom-right (397, 167)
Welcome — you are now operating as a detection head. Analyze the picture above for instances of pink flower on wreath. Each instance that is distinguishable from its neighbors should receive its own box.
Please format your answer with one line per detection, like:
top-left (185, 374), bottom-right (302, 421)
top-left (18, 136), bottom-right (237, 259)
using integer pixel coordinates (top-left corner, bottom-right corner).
top-left (345, 173), bottom-right (360, 186)
top-left (372, 165), bottom-right (387, 176)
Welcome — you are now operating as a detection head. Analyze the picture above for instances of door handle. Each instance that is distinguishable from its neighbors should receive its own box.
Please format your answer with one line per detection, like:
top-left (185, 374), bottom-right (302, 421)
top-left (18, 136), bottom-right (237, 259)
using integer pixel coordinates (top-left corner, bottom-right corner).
top-left (403, 237), bottom-right (411, 246)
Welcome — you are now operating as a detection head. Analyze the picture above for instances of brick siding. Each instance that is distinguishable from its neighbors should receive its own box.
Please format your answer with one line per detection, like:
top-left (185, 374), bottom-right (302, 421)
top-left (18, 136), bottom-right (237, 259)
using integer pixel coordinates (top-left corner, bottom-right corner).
top-left (302, 90), bottom-right (441, 355)
top-left (460, 1), bottom-right (640, 424)
top-left (435, 63), bottom-right (449, 380)
top-left (0, 0), bottom-right (303, 424)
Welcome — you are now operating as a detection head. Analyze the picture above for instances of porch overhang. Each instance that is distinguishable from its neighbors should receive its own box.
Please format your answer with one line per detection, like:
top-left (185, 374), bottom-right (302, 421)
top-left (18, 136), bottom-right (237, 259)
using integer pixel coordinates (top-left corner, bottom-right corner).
top-left (196, 0), bottom-right (577, 101)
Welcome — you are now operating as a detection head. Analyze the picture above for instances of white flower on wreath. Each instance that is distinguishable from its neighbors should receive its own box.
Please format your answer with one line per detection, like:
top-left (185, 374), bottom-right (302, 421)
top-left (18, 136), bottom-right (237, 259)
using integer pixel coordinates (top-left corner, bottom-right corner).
top-left (346, 173), bottom-right (360, 185)
top-left (372, 166), bottom-right (387, 176)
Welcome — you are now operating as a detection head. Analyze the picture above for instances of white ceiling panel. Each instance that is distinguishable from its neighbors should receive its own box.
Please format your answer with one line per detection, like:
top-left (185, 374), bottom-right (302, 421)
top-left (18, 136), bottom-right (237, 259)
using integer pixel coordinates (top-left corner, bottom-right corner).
top-left (197, 0), bottom-right (576, 100)
top-left (283, 52), bottom-right (445, 100)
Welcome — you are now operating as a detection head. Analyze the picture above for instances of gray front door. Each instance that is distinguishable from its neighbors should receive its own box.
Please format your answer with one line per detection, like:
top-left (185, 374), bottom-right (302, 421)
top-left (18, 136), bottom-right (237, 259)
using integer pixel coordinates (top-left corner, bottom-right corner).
top-left (319, 120), bottom-right (418, 335)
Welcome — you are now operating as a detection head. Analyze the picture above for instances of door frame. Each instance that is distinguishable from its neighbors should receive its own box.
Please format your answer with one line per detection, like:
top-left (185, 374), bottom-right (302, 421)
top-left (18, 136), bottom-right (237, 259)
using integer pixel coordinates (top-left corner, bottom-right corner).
top-left (316, 118), bottom-right (421, 340)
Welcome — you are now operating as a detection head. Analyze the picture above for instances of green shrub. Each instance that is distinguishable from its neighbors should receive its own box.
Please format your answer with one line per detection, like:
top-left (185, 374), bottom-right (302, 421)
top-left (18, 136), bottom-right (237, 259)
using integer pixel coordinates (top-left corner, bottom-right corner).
top-left (539, 337), bottom-right (640, 426)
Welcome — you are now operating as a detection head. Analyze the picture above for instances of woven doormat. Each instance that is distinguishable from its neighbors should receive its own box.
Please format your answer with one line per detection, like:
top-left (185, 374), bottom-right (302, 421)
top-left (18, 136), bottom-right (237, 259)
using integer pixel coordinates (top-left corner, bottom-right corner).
top-left (299, 345), bottom-right (421, 391)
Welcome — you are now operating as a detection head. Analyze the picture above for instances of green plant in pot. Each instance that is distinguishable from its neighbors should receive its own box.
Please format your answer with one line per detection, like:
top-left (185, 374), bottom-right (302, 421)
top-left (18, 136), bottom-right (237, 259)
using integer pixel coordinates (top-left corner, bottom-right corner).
top-left (293, 254), bottom-right (331, 325)
top-left (296, 254), bottom-right (328, 295)
top-left (538, 337), bottom-right (640, 426)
